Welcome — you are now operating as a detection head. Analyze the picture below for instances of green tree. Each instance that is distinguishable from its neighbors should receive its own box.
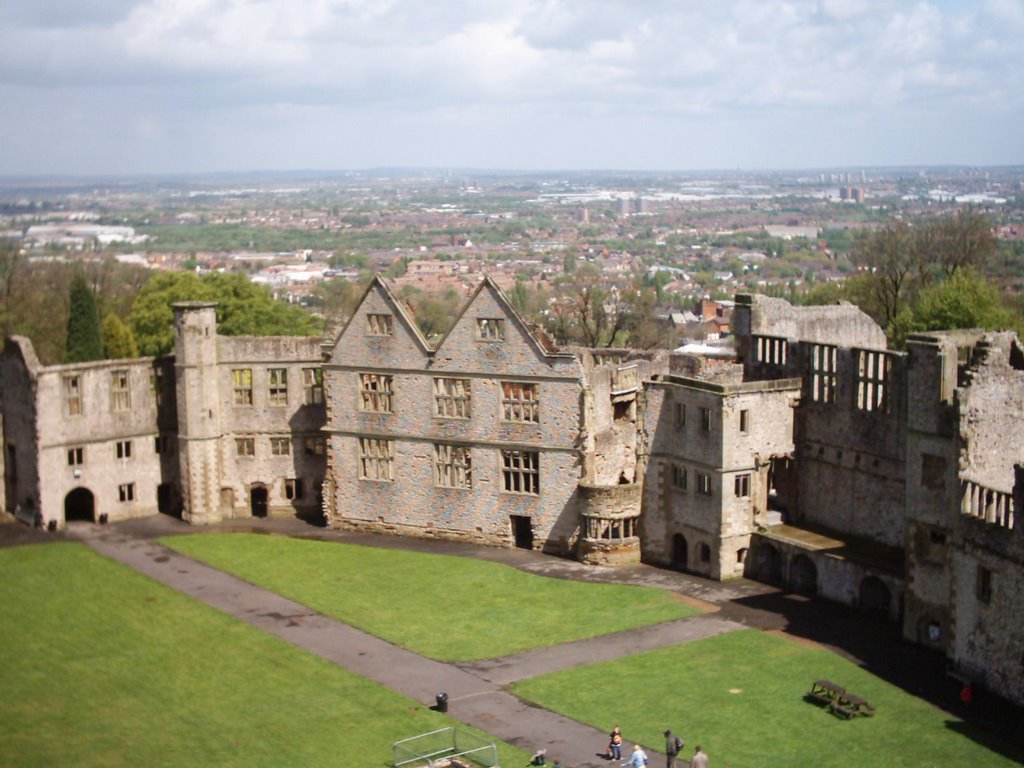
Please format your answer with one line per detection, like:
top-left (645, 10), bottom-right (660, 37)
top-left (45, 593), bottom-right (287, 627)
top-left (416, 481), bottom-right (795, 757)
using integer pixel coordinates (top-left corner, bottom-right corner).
top-left (65, 274), bottom-right (103, 362)
top-left (890, 269), bottom-right (1020, 346)
top-left (101, 312), bottom-right (140, 359)
top-left (128, 271), bottom-right (322, 357)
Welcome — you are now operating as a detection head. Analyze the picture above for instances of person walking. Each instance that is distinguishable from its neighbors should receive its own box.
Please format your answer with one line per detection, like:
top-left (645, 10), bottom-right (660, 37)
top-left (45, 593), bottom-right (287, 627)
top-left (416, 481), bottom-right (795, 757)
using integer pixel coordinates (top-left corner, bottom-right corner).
top-left (663, 730), bottom-right (683, 768)
top-left (691, 745), bottom-right (708, 768)
top-left (622, 743), bottom-right (647, 768)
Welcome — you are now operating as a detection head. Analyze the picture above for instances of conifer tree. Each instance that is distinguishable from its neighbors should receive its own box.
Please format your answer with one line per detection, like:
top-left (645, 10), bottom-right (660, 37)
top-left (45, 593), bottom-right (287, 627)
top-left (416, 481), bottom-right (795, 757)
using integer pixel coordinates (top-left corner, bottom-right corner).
top-left (101, 312), bottom-right (139, 360)
top-left (65, 274), bottom-right (103, 362)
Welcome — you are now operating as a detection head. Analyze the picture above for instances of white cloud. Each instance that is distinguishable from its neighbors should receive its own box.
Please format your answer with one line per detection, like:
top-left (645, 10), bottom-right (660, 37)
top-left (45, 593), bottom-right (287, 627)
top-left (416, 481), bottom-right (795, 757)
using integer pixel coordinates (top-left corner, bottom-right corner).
top-left (1, 0), bottom-right (1022, 173)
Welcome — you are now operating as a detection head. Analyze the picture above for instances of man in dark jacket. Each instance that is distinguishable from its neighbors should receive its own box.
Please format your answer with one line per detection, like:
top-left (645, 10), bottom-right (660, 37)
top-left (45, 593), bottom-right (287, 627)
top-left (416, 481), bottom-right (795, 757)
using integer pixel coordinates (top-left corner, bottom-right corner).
top-left (663, 730), bottom-right (683, 768)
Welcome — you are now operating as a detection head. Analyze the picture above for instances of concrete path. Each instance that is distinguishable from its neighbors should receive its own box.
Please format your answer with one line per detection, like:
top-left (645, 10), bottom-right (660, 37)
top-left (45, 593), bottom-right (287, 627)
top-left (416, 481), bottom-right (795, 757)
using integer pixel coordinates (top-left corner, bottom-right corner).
top-left (68, 519), bottom-right (743, 768)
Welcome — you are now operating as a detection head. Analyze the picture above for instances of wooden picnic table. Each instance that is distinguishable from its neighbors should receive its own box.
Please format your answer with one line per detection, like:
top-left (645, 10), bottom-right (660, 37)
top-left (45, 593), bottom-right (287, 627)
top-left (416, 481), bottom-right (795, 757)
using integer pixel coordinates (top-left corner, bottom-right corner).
top-left (806, 680), bottom-right (875, 718)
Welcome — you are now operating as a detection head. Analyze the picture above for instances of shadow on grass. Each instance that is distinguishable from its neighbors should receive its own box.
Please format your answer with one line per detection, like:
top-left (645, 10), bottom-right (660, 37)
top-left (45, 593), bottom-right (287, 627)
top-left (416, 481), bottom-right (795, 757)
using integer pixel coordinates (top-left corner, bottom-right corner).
top-left (724, 590), bottom-right (1024, 759)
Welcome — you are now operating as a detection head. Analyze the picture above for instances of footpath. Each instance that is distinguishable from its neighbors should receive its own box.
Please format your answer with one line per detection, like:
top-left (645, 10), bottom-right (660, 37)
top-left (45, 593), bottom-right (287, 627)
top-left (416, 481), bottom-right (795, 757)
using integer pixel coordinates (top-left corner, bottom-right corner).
top-left (64, 516), bottom-right (756, 768)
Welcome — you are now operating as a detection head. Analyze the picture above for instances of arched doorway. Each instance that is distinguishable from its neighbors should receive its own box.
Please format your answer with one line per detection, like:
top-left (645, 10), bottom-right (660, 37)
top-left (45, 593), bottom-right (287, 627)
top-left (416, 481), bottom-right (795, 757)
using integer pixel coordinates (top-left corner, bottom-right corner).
top-left (789, 554), bottom-right (818, 596)
top-left (672, 533), bottom-right (688, 571)
top-left (250, 485), bottom-right (268, 518)
top-left (753, 543), bottom-right (782, 585)
top-left (64, 488), bottom-right (95, 523)
top-left (859, 576), bottom-right (891, 615)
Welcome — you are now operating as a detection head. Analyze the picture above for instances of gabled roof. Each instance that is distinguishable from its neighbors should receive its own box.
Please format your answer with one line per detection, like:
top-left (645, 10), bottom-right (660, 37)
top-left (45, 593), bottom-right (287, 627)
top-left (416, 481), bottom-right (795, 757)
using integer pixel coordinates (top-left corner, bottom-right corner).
top-left (328, 275), bottom-right (434, 356)
top-left (435, 275), bottom-right (574, 360)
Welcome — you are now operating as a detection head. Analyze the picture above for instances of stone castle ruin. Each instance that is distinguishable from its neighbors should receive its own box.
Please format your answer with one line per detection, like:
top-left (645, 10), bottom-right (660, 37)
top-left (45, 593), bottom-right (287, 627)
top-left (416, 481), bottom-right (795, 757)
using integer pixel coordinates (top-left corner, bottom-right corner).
top-left (1, 277), bottom-right (1021, 706)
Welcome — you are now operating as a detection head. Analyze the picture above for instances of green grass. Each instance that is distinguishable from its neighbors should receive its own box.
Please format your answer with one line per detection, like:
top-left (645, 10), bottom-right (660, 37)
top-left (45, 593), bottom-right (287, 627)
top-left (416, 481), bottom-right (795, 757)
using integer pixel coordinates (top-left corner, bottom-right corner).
top-left (510, 629), bottom-right (1022, 768)
top-left (161, 533), bottom-right (698, 661)
top-left (0, 542), bottom-right (532, 768)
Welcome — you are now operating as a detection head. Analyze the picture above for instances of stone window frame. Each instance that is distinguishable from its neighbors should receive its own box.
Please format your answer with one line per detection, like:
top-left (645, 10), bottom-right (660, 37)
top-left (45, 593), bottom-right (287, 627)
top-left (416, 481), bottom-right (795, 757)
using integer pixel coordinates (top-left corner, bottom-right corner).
top-left (305, 436), bottom-right (326, 456)
top-left (115, 440), bottom-right (132, 460)
top-left (855, 349), bottom-right (891, 413)
top-left (359, 372), bottom-right (393, 413)
top-left (358, 437), bottom-right (394, 482)
top-left (235, 437), bottom-right (255, 457)
top-left (500, 381), bottom-right (540, 423)
top-left (476, 317), bottom-right (506, 342)
top-left (284, 478), bottom-right (304, 500)
top-left (753, 334), bottom-right (788, 366)
top-left (270, 437), bottom-right (291, 456)
top-left (303, 368), bottom-right (323, 405)
top-left (63, 374), bottom-right (83, 417)
top-left (232, 368), bottom-right (253, 406)
top-left (151, 366), bottom-right (164, 407)
top-left (267, 368), bottom-right (288, 406)
top-left (976, 565), bottom-right (993, 604)
top-left (154, 434), bottom-right (173, 455)
top-left (697, 472), bottom-right (713, 496)
top-left (118, 482), bottom-right (135, 502)
top-left (366, 313), bottom-right (394, 336)
top-left (67, 446), bottom-right (84, 466)
top-left (734, 473), bottom-right (751, 498)
top-left (433, 377), bottom-right (472, 419)
top-left (110, 369), bottom-right (131, 412)
top-left (809, 343), bottom-right (838, 403)
top-left (674, 402), bottom-right (686, 431)
top-left (671, 463), bottom-right (687, 491)
top-left (739, 409), bottom-right (749, 433)
top-left (500, 449), bottom-right (539, 496)
top-left (700, 407), bottom-right (712, 432)
top-left (434, 443), bottom-right (472, 489)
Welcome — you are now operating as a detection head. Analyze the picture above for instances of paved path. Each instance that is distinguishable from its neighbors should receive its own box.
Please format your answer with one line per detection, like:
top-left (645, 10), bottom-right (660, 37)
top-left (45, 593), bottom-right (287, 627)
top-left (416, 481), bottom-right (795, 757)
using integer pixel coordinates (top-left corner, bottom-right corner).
top-left (65, 518), bottom-right (748, 768)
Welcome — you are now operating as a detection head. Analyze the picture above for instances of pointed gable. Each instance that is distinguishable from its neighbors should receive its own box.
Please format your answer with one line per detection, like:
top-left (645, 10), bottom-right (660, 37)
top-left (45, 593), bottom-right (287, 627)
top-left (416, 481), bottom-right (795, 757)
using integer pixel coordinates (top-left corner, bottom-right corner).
top-left (434, 276), bottom-right (577, 377)
top-left (326, 276), bottom-right (433, 368)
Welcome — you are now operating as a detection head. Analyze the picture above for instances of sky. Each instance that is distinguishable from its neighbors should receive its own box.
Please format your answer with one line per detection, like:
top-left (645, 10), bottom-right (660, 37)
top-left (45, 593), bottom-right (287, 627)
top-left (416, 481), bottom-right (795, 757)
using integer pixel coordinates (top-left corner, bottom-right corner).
top-left (1, 0), bottom-right (1022, 176)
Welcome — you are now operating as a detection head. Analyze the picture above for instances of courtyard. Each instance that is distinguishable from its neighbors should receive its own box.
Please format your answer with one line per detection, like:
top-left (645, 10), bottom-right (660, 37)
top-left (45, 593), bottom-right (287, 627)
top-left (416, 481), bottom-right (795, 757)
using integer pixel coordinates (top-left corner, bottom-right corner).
top-left (1, 515), bottom-right (1021, 767)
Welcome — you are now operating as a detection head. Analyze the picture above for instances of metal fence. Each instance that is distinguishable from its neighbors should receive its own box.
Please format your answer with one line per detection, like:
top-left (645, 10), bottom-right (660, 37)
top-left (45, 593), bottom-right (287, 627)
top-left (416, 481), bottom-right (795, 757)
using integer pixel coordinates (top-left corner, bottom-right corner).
top-left (393, 727), bottom-right (498, 768)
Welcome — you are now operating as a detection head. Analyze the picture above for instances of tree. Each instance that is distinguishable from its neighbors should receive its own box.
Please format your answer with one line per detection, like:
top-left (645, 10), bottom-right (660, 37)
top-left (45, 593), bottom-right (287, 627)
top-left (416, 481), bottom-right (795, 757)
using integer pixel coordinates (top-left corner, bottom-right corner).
top-left (101, 312), bottom-right (140, 359)
top-left (851, 221), bottom-right (915, 330)
top-left (889, 269), bottom-right (1020, 346)
top-left (128, 271), bottom-right (322, 357)
top-left (65, 273), bottom-right (104, 362)
top-left (930, 209), bottom-right (997, 278)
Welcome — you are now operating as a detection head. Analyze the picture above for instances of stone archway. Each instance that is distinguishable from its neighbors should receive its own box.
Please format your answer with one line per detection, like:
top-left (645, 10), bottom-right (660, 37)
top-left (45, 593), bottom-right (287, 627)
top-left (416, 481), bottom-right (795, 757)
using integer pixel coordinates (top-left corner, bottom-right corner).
top-left (753, 542), bottom-right (782, 585)
top-left (672, 533), bottom-right (688, 571)
top-left (859, 576), bottom-right (891, 615)
top-left (64, 487), bottom-right (95, 523)
top-left (789, 554), bottom-right (818, 596)
top-left (250, 485), bottom-right (268, 518)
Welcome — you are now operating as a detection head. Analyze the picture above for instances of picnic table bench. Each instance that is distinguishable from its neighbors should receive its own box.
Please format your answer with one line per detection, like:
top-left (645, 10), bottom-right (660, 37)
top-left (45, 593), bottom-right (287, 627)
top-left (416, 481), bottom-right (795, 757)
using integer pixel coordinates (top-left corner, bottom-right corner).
top-left (806, 679), bottom-right (876, 718)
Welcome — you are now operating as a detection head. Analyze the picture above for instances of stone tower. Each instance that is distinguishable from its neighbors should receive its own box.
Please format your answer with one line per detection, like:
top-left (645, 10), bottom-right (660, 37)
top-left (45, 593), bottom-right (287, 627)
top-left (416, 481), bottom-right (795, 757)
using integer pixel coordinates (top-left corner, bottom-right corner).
top-left (173, 302), bottom-right (223, 524)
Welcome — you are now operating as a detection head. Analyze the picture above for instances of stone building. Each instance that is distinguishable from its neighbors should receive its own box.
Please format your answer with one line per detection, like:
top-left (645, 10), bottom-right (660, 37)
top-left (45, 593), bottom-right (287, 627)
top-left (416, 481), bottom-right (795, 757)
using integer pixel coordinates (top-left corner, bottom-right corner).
top-left (0, 278), bottom-right (1021, 706)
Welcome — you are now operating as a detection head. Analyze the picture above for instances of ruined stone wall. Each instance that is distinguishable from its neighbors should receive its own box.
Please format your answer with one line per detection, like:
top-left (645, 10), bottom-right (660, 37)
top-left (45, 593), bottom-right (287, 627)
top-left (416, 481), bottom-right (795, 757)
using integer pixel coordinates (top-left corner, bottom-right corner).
top-left (0, 337), bottom-right (41, 522)
top-left (950, 516), bottom-right (1024, 705)
top-left (792, 344), bottom-right (908, 547)
top-left (640, 376), bottom-right (799, 579)
top-left (325, 279), bottom-right (585, 554)
top-left (213, 335), bottom-right (327, 520)
top-left (35, 355), bottom-right (165, 526)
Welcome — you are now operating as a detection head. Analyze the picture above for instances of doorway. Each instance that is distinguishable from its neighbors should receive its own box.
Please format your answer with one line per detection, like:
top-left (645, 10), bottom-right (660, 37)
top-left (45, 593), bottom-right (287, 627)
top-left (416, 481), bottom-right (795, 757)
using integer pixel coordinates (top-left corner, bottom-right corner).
top-left (510, 515), bottom-right (533, 549)
top-left (250, 485), bottom-right (268, 518)
top-left (64, 487), bottom-right (95, 523)
top-left (672, 533), bottom-right (689, 571)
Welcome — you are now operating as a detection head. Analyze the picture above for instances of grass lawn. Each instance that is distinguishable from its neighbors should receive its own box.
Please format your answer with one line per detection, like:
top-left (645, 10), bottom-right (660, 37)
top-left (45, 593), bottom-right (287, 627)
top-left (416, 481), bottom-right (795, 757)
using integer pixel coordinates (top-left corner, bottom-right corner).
top-left (0, 542), bottom-right (532, 768)
top-left (510, 629), bottom-right (1022, 768)
top-left (162, 533), bottom-right (699, 661)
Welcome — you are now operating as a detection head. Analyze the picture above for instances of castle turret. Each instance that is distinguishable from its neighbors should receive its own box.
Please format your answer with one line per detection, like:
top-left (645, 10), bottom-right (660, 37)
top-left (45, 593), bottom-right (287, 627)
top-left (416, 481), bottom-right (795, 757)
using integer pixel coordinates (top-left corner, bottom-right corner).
top-left (173, 302), bottom-right (222, 524)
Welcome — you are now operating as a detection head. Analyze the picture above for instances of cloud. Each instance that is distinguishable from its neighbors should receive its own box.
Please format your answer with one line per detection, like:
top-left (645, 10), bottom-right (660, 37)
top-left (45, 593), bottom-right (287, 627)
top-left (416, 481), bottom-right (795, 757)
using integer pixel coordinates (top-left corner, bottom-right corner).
top-left (1, 0), bottom-right (1022, 173)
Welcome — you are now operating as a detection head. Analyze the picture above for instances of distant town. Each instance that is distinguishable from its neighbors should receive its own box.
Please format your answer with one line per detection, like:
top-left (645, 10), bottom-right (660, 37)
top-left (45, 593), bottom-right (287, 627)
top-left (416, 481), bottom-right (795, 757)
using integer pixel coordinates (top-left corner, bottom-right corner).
top-left (1, 166), bottom-right (1022, 358)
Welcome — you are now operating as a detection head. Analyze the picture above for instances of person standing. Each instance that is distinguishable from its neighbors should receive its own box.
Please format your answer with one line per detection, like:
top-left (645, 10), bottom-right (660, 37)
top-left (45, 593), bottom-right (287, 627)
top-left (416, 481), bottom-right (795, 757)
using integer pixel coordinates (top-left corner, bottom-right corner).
top-left (608, 727), bottom-right (623, 760)
top-left (691, 746), bottom-right (708, 768)
top-left (663, 730), bottom-right (683, 768)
